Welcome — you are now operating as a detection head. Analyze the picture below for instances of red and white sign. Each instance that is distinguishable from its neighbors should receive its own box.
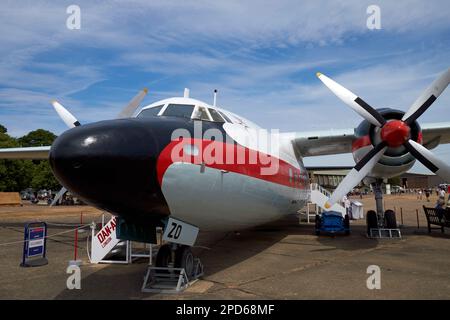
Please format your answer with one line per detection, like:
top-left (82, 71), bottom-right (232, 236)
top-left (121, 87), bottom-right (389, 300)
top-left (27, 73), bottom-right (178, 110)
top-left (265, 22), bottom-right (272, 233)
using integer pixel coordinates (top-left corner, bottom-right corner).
top-left (90, 217), bottom-right (121, 263)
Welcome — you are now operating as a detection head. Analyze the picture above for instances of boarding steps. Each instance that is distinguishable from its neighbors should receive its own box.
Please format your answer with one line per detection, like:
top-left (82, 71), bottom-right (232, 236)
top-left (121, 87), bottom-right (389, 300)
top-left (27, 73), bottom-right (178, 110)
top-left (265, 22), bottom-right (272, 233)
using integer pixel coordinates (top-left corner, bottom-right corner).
top-left (300, 183), bottom-right (346, 223)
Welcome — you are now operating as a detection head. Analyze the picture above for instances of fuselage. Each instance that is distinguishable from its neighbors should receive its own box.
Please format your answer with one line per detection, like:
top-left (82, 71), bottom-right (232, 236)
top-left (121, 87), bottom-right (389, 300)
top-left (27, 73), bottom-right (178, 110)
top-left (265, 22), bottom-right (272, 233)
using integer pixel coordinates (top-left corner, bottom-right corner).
top-left (49, 97), bottom-right (310, 231)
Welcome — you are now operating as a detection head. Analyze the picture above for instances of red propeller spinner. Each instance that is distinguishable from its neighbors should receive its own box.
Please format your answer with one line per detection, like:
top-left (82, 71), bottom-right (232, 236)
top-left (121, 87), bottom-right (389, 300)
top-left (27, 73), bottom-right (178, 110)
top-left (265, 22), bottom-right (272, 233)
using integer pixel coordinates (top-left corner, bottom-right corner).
top-left (380, 120), bottom-right (411, 148)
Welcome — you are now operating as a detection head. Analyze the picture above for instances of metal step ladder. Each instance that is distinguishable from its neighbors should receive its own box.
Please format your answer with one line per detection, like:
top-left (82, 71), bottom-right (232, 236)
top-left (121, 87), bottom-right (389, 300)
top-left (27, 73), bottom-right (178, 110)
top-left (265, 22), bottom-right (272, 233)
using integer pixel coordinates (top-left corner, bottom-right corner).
top-left (141, 258), bottom-right (204, 293)
top-left (300, 183), bottom-right (346, 223)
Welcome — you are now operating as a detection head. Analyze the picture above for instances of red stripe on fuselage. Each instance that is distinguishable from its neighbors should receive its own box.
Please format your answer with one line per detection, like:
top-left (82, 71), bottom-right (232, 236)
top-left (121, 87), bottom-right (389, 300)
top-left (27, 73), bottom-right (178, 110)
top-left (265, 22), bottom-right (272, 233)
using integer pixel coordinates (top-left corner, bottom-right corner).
top-left (156, 138), bottom-right (307, 189)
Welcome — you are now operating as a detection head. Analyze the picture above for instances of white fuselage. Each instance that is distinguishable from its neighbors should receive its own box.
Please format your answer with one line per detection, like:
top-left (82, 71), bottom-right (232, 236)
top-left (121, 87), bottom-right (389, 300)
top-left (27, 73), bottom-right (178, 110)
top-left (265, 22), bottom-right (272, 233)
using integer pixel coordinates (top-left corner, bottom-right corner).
top-left (141, 99), bottom-right (310, 231)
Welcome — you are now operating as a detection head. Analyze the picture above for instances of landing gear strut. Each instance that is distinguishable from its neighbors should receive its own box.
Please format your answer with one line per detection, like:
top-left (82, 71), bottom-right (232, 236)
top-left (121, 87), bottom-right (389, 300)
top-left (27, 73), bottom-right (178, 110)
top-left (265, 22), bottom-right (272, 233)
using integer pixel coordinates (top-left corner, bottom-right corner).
top-left (371, 179), bottom-right (385, 227)
top-left (367, 179), bottom-right (402, 238)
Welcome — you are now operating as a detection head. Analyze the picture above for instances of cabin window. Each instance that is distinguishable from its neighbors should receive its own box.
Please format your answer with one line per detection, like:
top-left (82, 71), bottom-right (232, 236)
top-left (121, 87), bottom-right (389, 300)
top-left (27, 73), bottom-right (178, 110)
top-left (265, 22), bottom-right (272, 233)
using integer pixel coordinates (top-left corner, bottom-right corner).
top-left (137, 105), bottom-right (164, 118)
top-left (208, 108), bottom-right (225, 123)
top-left (162, 104), bottom-right (195, 119)
top-left (218, 111), bottom-right (232, 123)
top-left (192, 106), bottom-right (212, 121)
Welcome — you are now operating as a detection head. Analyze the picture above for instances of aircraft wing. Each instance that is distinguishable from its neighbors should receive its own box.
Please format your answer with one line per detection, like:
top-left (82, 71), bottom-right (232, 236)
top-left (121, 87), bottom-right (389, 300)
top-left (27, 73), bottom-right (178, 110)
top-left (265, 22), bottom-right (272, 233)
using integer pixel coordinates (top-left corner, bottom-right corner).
top-left (0, 146), bottom-right (51, 159)
top-left (283, 128), bottom-right (355, 157)
top-left (285, 122), bottom-right (450, 157)
top-left (421, 122), bottom-right (450, 149)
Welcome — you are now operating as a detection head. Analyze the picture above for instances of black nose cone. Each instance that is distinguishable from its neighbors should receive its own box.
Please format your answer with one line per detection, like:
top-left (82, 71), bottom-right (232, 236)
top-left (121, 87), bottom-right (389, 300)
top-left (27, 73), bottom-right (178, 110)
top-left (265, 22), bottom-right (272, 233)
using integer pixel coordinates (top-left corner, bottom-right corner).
top-left (49, 119), bottom-right (169, 220)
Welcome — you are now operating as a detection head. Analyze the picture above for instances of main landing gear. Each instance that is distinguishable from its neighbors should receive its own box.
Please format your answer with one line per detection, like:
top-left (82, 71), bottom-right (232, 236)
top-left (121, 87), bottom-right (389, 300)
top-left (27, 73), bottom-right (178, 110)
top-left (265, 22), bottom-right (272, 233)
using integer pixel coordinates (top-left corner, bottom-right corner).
top-left (366, 179), bottom-right (401, 238)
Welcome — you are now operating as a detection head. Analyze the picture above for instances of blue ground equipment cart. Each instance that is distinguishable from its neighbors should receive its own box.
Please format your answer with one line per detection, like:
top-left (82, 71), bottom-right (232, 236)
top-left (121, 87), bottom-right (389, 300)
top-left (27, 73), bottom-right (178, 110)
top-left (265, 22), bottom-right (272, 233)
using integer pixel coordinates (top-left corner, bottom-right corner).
top-left (315, 211), bottom-right (350, 236)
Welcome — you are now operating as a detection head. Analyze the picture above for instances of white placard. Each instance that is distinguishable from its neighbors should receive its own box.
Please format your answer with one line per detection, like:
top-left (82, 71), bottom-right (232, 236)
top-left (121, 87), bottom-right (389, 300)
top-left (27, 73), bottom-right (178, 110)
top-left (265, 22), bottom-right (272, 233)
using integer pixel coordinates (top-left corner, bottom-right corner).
top-left (29, 239), bottom-right (44, 248)
top-left (90, 217), bottom-right (121, 263)
top-left (162, 217), bottom-right (199, 247)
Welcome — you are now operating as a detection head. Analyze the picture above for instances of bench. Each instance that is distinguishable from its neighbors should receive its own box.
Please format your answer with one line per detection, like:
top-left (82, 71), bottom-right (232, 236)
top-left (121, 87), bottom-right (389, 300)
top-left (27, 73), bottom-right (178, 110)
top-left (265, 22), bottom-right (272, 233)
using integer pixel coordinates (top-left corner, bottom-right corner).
top-left (423, 206), bottom-right (450, 233)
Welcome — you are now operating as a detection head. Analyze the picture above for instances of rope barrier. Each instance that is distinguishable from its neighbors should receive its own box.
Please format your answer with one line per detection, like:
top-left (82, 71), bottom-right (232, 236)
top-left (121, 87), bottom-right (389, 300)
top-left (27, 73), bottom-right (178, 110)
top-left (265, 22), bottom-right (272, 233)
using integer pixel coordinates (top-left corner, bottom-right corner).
top-left (0, 223), bottom-right (91, 247)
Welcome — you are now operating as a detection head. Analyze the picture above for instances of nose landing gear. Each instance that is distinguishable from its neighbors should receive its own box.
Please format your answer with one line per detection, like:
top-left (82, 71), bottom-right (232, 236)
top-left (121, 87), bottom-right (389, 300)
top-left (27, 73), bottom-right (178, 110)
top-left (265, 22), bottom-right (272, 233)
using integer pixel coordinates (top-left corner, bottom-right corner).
top-left (155, 243), bottom-right (196, 278)
top-left (142, 243), bottom-right (204, 293)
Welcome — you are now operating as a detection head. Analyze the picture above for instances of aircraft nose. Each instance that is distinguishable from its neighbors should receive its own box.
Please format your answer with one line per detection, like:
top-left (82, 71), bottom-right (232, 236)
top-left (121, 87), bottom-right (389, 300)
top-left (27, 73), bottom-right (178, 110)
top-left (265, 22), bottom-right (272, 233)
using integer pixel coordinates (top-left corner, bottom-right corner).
top-left (49, 119), bottom-right (169, 219)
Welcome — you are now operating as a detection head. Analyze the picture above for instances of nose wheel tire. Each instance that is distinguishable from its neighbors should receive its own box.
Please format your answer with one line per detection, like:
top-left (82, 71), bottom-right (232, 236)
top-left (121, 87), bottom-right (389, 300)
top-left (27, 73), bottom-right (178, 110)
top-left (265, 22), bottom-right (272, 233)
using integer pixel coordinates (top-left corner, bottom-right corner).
top-left (175, 245), bottom-right (195, 278)
top-left (155, 244), bottom-right (173, 268)
top-left (155, 244), bottom-right (195, 278)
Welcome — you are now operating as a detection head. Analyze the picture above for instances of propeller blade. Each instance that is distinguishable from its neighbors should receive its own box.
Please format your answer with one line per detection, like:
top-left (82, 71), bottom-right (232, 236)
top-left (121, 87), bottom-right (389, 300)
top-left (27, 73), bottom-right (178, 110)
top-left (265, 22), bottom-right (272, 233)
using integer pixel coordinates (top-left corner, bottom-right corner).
top-left (404, 139), bottom-right (450, 181)
top-left (51, 100), bottom-right (81, 128)
top-left (325, 142), bottom-right (388, 208)
top-left (117, 88), bottom-right (149, 118)
top-left (50, 187), bottom-right (67, 206)
top-left (316, 72), bottom-right (386, 127)
top-left (402, 68), bottom-right (450, 125)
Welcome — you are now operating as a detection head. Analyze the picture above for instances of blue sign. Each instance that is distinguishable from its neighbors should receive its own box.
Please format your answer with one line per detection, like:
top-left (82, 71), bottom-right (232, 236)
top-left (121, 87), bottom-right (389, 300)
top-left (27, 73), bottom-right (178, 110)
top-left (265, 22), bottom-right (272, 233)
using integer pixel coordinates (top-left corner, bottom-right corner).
top-left (21, 222), bottom-right (48, 267)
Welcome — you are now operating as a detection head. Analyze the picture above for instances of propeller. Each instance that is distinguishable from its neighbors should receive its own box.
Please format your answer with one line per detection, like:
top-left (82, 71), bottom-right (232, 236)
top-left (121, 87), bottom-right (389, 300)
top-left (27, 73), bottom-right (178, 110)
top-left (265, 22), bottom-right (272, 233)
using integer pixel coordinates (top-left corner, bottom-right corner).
top-left (52, 100), bottom-right (81, 128)
top-left (319, 68), bottom-right (450, 209)
top-left (50, 186), bottom-right (67, 206)
top-left (49, 88), bottom-right (149, 206)
top-left (117, 88), bottom-right (149, 118)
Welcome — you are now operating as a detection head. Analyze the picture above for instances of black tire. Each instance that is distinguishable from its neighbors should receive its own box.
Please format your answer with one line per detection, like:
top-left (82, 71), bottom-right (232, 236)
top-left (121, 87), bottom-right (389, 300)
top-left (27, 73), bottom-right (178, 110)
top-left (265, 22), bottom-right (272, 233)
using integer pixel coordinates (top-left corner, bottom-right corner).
top-left (384, 209), bottom-right (397, 229)
top-left (175, 245), bottom-right (195, 278)
top-left (344, 214), bottom-right (350, 235)
top-left (315, 215), bottom-right (321, 235)
top-left (366, 210), bottom-right (378, 236)
top-left (155, 244), bottom-right (173, 268)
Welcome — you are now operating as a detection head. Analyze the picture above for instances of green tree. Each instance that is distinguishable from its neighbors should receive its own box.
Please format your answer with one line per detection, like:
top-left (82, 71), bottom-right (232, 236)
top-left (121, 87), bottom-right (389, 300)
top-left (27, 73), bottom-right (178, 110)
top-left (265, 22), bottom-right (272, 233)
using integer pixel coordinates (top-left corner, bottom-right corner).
top-left (18, 129), bottom-right (56, 147)
top-left (18, 129), bottom-right (59, 190)
top-left (31, 161), bottom-right (60, 191)
top-left (0, 126), bottom-right (34, 191)
top-left (0, 125), bottom-right (60, 192)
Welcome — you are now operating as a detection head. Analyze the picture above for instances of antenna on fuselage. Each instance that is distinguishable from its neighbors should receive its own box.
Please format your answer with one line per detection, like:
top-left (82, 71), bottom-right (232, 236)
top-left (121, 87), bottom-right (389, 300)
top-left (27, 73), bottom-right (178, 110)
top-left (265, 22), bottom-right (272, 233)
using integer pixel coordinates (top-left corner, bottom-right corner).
top-left (213, 89), bottom-right (218, 107)
top-left (184, 88), bottom-right (190, 98)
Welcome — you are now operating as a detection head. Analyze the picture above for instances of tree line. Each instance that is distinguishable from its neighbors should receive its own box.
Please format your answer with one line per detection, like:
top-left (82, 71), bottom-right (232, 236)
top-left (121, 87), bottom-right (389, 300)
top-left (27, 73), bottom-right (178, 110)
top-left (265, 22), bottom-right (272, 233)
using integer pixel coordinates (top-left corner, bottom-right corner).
top-left (0, 124), bottom-right (60, 192)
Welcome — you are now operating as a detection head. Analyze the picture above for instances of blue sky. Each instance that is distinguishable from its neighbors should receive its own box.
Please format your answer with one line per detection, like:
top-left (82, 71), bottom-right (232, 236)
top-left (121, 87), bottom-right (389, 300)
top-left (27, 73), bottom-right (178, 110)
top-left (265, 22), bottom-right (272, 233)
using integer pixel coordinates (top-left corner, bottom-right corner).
top-left (0, 0), bottom-right (449, 172)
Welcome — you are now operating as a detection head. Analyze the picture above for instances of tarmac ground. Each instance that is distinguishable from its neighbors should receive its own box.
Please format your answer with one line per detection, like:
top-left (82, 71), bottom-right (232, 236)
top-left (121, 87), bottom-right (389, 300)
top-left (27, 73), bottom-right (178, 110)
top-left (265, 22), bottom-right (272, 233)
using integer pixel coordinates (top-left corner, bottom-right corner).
top-left (0, 193), bottom-right (449, 299)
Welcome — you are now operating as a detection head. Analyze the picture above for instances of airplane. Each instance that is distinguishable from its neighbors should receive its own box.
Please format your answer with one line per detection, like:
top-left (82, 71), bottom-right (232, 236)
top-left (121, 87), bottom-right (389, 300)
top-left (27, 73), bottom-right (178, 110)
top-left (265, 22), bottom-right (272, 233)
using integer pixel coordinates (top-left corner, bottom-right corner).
top-left (0, 67), bottom-right (449, 277)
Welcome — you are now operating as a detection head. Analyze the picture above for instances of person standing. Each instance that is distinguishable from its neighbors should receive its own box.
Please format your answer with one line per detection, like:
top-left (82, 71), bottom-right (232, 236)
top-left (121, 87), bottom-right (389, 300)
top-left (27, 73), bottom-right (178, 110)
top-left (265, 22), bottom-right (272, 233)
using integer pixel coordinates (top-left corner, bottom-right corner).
top-left (438, 188), bottom-right (446, 210)
top-left (342, 194), bottom-right (351, 218)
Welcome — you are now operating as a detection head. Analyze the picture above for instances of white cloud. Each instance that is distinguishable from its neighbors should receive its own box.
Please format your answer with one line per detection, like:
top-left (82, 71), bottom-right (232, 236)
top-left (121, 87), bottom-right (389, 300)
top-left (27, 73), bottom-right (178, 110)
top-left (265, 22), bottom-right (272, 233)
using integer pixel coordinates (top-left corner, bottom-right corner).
top-left (0, 0), bottom-right (449, 174)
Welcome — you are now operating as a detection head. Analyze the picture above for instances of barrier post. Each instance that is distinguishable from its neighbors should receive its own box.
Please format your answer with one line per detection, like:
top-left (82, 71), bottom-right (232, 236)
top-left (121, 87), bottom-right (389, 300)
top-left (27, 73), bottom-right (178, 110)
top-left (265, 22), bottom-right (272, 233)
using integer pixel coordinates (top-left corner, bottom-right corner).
top-left (74, 227), bottom-right (78, 261)
top-left (416, 209), bottom-right (420, 228)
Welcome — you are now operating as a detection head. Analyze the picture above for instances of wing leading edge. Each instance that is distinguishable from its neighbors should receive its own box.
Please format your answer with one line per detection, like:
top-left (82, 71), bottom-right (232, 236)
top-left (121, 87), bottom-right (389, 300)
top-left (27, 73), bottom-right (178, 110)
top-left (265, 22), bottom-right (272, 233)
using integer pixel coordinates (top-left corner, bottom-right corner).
top-left (0, 146), bottom-right (51, 159)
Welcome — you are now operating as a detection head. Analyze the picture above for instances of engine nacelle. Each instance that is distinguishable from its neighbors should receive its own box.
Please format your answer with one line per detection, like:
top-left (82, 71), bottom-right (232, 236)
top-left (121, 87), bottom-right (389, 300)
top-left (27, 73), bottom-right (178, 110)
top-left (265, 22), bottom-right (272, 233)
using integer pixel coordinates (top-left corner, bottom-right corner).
top-left (352, 108), bottom-right (422, 179)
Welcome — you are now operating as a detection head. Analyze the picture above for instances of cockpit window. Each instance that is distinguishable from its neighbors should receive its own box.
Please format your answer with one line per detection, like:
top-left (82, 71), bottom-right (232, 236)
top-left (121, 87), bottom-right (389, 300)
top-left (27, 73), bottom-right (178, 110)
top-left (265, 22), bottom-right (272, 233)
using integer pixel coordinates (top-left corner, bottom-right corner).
top-left (162, 104), bottom-right (195, 119)
top-left (137, 105), bottom-right (163, 118)
top-left (218, 110), bottom-right (232, 123)
top-left (208, 108), bottom-right (225, 123)
top-left (192, 106), bottom-right (211, 121)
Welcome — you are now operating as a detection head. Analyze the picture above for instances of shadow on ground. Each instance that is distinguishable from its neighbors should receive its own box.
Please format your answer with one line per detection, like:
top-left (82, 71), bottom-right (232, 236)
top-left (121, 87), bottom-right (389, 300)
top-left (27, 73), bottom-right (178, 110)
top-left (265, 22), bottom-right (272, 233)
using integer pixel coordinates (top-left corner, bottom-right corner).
top-left (54, 214), bottom-right (385, 299)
